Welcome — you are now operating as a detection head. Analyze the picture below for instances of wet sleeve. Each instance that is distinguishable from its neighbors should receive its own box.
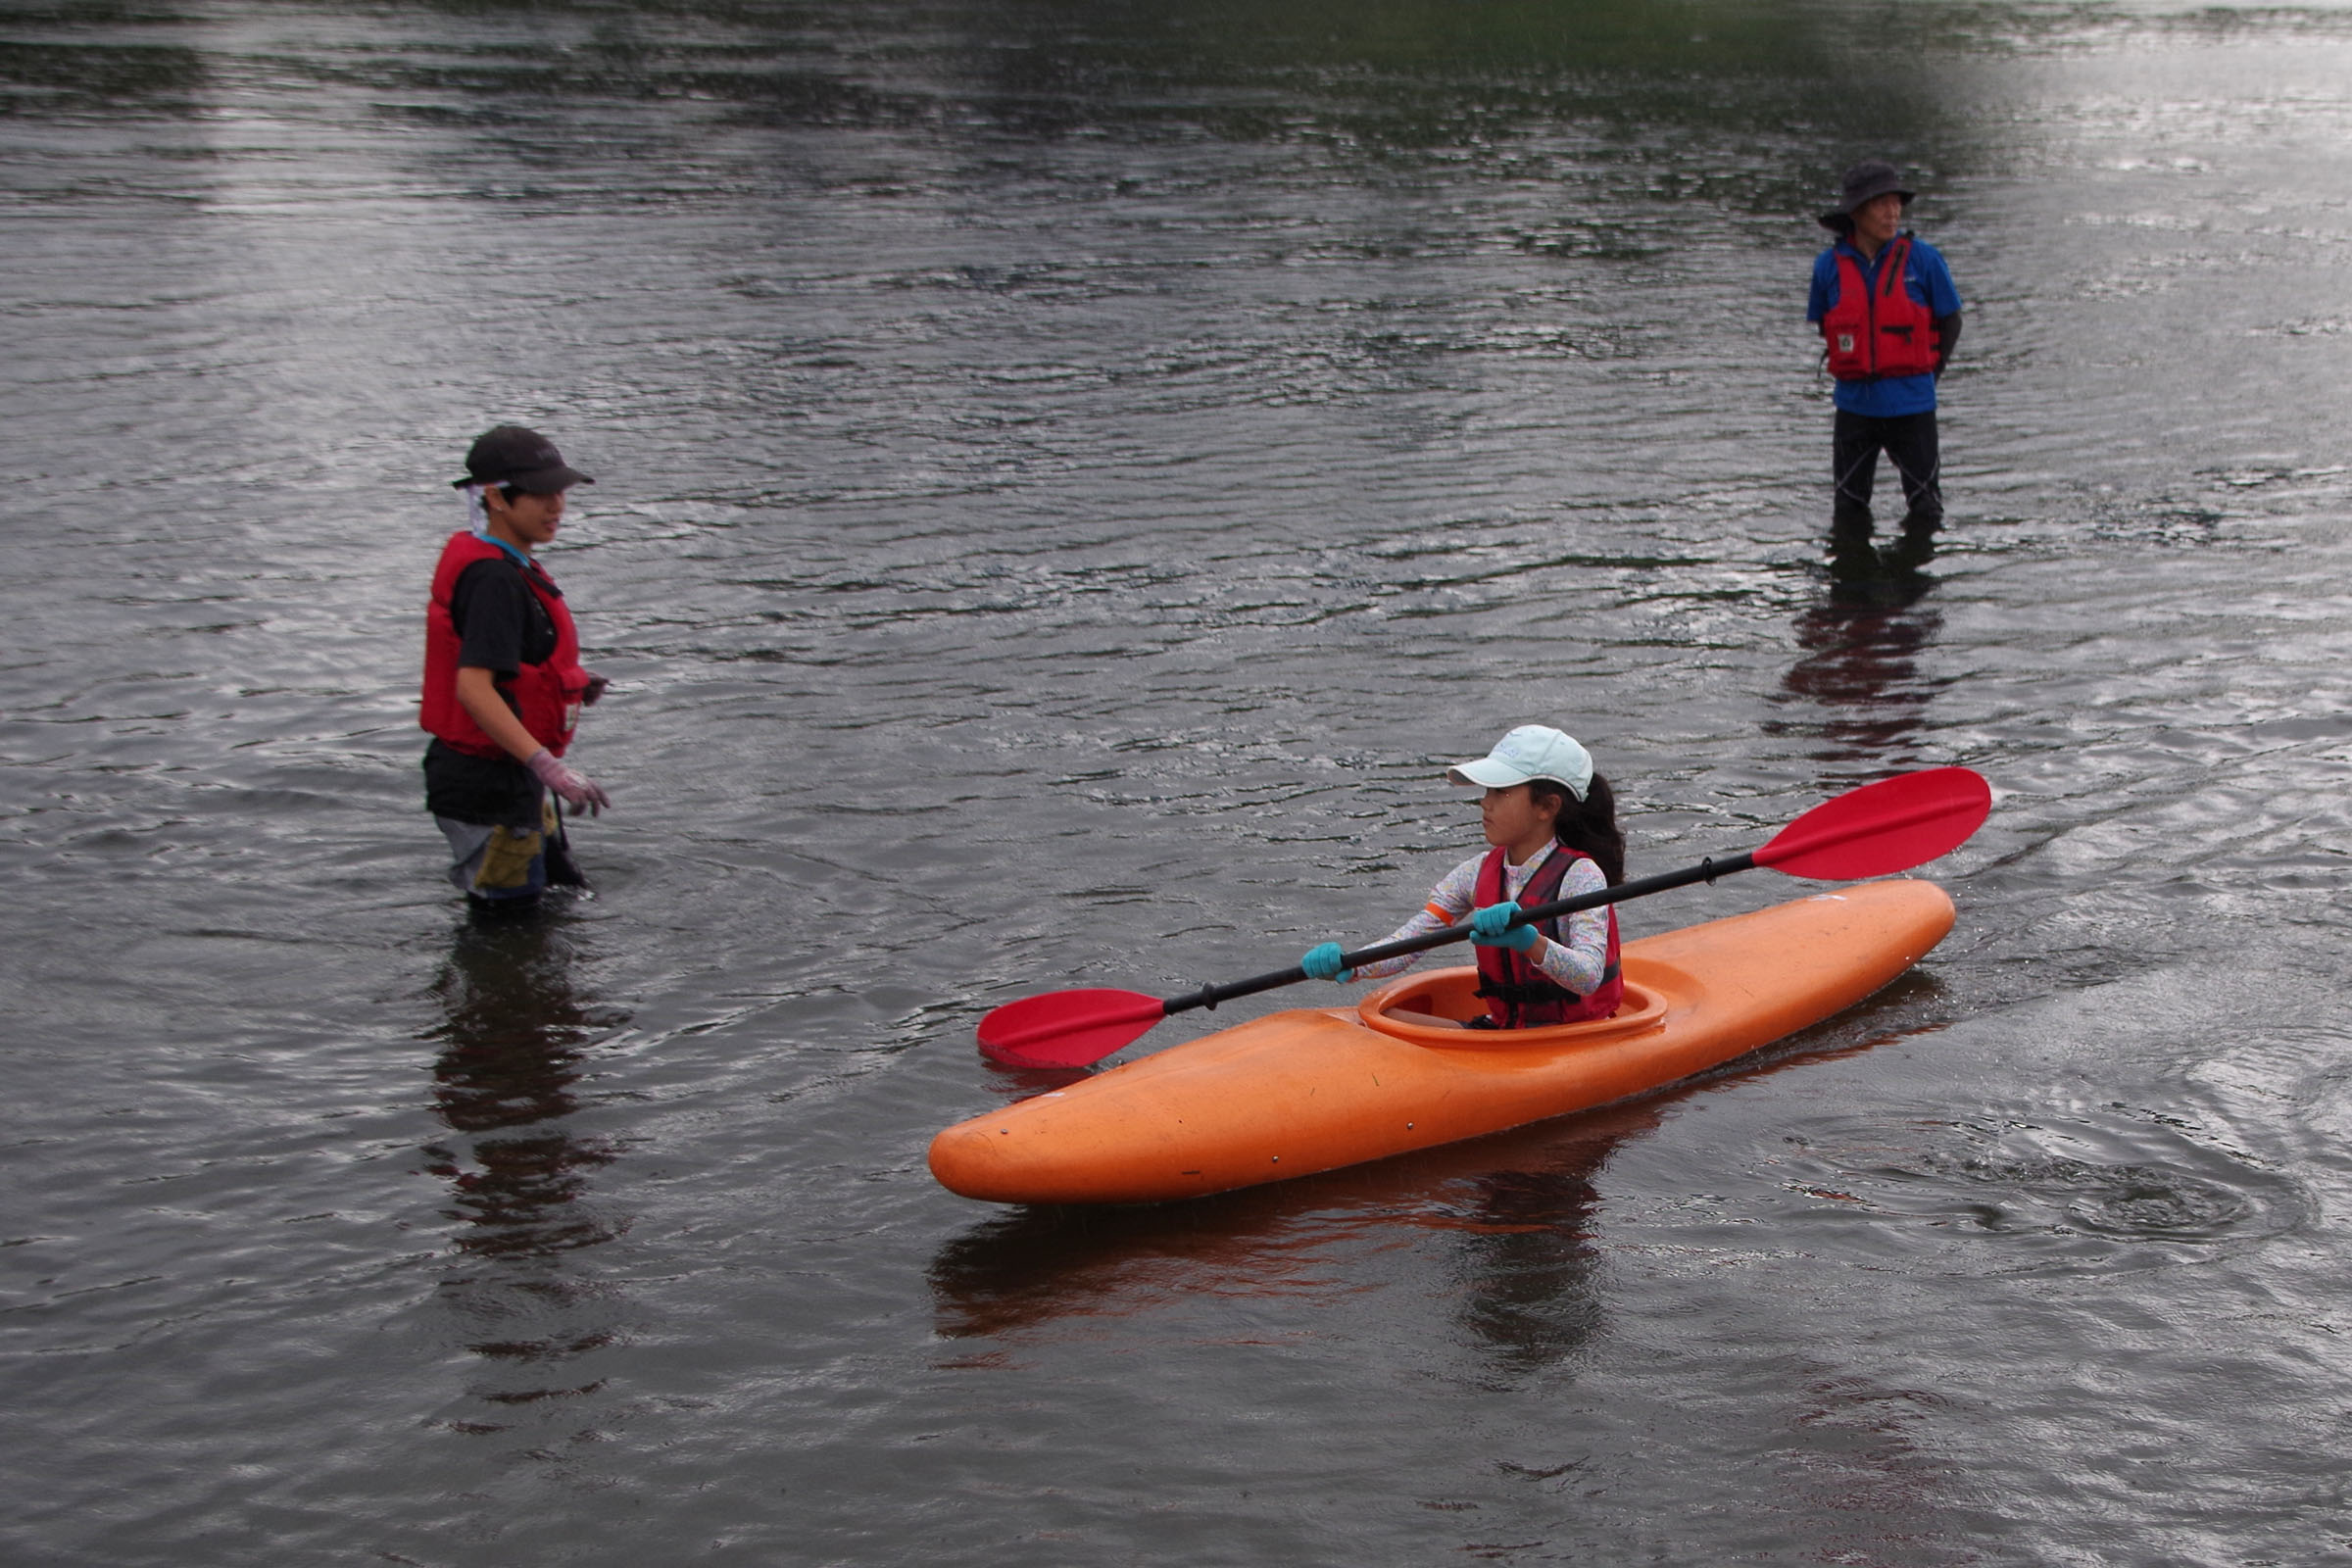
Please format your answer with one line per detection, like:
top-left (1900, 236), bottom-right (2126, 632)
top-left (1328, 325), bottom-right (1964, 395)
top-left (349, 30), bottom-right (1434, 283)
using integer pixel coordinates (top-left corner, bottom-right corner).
top-left (448, 560), bottom-right (531, 674)
top-left (1934, 312), bottom-right (1963, 371)
top-left (1806, 252), bottom-right (1836, 323)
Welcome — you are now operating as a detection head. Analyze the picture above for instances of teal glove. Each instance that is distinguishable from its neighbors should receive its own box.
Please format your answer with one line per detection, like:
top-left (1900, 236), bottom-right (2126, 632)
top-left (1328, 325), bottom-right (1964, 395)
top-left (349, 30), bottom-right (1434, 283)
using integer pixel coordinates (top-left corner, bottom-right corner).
top-left (1470, 901), bottom-right (1539, 953)
top-left (1301, 941), bottom-right (1353, 982)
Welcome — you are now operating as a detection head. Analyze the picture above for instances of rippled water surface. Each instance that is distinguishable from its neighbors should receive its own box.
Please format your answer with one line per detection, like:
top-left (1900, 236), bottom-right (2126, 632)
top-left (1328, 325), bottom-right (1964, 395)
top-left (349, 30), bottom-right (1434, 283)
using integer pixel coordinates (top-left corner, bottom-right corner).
top-left (6, 1), bottom-right (2352, 1563)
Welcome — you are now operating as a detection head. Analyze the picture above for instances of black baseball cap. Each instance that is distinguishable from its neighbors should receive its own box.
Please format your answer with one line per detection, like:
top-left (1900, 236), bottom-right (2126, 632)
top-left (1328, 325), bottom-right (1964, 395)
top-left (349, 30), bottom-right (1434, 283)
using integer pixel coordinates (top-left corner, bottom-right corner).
top-left (451, 425), bottom-right (594, 493)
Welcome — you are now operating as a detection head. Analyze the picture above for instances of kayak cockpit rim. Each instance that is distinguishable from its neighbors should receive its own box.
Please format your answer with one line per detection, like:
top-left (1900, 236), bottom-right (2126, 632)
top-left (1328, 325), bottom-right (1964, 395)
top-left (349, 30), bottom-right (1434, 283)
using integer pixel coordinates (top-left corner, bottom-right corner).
top-left (1355, 962), bottom-right (1677, 1050)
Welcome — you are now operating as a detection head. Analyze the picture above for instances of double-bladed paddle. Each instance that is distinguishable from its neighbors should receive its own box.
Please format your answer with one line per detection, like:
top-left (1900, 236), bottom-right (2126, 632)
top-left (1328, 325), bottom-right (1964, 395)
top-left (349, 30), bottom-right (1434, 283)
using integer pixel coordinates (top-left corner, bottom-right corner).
top-left (976, 765), bottom-right (1991, 1069)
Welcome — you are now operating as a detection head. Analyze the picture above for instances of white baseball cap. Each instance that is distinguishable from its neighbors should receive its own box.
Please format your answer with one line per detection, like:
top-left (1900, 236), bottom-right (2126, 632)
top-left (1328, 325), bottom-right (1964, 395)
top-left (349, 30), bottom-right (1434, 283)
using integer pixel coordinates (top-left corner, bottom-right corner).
top-left (1446, 725), bottom-right (1594, 800)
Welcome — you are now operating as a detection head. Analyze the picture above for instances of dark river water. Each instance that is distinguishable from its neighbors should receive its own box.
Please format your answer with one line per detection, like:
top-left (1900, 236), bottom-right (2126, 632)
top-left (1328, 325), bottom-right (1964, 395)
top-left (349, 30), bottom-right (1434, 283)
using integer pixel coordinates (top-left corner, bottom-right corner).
top-left (7, 1), bottom-right (2352, 1562)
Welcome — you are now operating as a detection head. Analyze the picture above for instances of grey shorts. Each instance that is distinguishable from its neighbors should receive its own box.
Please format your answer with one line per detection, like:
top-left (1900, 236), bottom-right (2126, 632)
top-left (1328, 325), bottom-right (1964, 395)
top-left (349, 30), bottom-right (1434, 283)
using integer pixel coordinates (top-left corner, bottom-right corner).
top-left (437, 797), bottom-right (570, 905)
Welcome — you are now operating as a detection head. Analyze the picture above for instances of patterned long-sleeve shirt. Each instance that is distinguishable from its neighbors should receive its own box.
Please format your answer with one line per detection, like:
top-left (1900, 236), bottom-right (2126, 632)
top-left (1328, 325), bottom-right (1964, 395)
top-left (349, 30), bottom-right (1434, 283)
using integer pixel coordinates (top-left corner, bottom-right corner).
top-left (1350, 843), bottom-right (1613, 995)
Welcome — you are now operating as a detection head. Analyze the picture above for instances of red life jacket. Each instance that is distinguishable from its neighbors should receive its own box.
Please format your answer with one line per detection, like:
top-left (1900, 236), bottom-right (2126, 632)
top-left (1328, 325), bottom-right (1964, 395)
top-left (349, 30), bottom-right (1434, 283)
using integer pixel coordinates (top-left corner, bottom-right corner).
top-left (1471, 844), bottom-right (1623, 1029)
top-left (1820, 234), bottom-right (1941, 381)
top-left (419, 530), bottom-right (590, 760)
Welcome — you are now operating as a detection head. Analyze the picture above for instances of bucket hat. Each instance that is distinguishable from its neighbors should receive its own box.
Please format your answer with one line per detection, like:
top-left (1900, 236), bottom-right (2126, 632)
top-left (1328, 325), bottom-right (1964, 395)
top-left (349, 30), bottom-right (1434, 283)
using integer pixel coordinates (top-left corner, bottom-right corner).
top-left (1446, 726), bottom-right (1594, 801)
top-left (1817, 160), bottom-right (1916, 231)
top-left (452, 425), bottom-right (594, 494)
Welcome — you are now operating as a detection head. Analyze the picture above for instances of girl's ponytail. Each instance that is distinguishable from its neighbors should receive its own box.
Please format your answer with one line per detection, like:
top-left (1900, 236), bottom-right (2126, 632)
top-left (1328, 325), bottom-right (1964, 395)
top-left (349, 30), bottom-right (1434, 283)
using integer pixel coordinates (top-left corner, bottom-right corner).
top-left (1532, 774), bottom-right (1626, 887)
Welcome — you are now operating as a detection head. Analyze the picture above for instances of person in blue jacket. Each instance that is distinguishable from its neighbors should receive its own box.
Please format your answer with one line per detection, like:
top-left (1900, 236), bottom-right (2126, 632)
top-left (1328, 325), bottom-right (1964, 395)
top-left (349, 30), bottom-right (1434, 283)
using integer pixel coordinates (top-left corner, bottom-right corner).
top-left (1807, 162), bottom-right (1964, 555)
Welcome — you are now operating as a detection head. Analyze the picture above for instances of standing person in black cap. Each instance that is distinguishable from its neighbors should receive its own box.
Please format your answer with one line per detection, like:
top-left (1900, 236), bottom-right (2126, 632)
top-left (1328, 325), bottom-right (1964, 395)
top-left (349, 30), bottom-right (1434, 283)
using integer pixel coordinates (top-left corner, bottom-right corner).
top-left (419, 425), bottom-right (612, 914)
top-left (1806, 161), bottom-right (1964, 568)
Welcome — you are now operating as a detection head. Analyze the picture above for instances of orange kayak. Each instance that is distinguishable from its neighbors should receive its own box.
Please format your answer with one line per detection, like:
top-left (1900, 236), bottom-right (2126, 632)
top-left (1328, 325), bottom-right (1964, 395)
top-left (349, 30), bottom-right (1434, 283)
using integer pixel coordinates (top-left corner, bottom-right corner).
top-left (929, 878), bottom-right (1954, 1204)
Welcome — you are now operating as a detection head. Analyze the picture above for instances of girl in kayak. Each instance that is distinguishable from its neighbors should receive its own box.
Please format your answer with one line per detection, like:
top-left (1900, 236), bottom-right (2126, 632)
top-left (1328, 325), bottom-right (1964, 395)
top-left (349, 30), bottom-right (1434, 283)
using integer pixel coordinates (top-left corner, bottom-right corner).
top-left (1299, 725), bottom-right (1625, 1028)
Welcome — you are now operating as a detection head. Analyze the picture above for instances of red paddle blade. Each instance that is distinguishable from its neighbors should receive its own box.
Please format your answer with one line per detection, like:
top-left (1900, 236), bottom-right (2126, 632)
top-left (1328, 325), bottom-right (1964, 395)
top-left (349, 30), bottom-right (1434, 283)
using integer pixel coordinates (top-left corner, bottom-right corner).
top-left (1754, 766), bottom-right (1990, 880)
top-left (976, 988), bottom-right (1169, 1068)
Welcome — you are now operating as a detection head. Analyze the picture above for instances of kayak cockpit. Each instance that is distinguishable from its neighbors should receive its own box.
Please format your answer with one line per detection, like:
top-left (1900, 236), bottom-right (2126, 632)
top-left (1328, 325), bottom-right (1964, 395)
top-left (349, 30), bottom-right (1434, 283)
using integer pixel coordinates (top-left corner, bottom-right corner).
top-left (1356, 961), bottom-right (1676, 1050)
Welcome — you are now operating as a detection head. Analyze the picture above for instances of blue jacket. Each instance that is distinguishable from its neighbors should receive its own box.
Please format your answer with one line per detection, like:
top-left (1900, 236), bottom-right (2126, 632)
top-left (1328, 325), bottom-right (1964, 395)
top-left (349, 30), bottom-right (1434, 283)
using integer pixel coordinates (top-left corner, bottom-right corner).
top-left (1807, 234), bottom-right (1962, 416)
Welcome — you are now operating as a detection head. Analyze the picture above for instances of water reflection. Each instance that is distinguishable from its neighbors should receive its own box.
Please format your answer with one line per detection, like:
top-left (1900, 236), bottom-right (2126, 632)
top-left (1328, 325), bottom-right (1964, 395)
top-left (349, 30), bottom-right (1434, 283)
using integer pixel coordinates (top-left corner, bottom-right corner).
top-left (1766, 519), bottom-right (1943, 769)
top-left (930, 1099), bottom-right (1667, 1384)
top-left (1441, 1153), bottom-right (1612, 1391)
top-left (977, 1057), bottom-right (1095, 1104)
top-left (927, 0), bottom-right (1973, 157)
top-left (1826, 514), bottom-right (1939, 610)
top-left (1, 0), bottom-right (1975, 168)
top-left (0, 37), bottom-right (210, 114)
top-left (420, 916), bottom-right (631, 1407)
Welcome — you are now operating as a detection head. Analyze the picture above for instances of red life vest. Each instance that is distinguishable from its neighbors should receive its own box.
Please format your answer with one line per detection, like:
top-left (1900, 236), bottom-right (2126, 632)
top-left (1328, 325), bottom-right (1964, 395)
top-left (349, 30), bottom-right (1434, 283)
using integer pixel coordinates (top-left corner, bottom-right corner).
top-left (1820, 234), bottom-right (1941, 382)
top-left (419, 530), bottom-right (590, 760)
top-left (1471, 844), bottom-right (1623, 1029)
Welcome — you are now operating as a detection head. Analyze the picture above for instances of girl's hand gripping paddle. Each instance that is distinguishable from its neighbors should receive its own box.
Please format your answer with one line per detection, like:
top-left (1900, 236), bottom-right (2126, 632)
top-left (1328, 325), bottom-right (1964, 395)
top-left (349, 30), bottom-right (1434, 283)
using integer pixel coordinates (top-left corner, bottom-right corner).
top-left (976, 765), bottom-right (1990, 1068)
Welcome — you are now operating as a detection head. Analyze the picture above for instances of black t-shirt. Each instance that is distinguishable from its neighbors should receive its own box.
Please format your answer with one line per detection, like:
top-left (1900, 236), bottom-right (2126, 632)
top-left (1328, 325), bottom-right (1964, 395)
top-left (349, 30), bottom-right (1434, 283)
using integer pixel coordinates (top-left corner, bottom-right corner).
top-left (451, 556), bottom-right (560, 674)
top-left (422, 556), bottom-right (562, 827)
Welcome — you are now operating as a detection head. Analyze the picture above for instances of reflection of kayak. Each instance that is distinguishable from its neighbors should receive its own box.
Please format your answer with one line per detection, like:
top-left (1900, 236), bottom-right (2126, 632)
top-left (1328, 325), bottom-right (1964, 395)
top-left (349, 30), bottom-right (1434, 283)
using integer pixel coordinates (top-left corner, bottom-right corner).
top-left (930, 1095), bottom-right (1672, 1340)
top-left (929, 879), bottom-right (1954, 1205)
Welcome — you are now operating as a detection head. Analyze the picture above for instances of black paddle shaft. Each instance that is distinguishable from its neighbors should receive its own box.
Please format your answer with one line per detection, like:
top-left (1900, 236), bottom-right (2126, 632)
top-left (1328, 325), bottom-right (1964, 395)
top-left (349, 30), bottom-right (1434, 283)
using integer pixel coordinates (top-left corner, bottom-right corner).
top-left (1159, 851), bottom-right (1758, 1018)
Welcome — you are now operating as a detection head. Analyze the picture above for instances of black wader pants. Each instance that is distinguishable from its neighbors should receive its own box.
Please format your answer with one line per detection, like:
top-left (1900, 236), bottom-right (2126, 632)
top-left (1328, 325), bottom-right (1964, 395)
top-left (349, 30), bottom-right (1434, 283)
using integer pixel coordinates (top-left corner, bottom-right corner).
top-left (1832, 409), bottom-right (1941, 532)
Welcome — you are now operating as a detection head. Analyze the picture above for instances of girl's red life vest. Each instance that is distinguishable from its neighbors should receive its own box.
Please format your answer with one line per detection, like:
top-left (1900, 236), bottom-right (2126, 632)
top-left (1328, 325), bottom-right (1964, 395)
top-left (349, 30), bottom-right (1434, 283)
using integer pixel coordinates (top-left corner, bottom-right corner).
top-left (419, 530), bottom-right (590, 760)
top-left (1471, 843), bottom-right (1624, 1029)
top-left (1820, 234), bottom-right (1941, 382)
